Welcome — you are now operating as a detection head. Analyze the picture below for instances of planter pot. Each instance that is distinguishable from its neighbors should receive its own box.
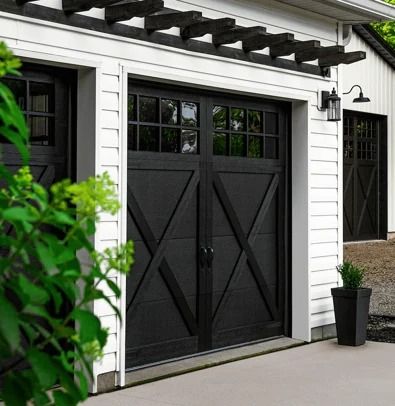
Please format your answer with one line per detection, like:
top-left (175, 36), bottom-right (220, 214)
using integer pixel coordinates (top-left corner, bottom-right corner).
top-left (331, 287), bottom-right (372, 346)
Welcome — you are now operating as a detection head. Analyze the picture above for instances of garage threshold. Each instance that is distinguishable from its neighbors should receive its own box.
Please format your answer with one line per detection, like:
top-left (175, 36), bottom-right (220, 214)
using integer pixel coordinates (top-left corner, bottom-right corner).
top-left (124, 336), bottom-right (304, 388)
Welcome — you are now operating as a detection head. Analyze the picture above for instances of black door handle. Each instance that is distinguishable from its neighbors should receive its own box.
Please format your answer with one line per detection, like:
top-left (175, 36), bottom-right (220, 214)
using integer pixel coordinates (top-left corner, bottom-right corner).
top-left (207, 247), bottom-right (214, 267)
top-left (200, 246), bottom-right (207, 267)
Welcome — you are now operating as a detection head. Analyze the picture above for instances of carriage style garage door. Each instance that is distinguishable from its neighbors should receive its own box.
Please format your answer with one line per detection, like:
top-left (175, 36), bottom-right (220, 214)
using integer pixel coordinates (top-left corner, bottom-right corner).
top-left (343, 111), bottom-right (387, 242)
top-left (126, 81), bottom-right (290, 369)
top-left (1, 64), bottom-right (76, 185)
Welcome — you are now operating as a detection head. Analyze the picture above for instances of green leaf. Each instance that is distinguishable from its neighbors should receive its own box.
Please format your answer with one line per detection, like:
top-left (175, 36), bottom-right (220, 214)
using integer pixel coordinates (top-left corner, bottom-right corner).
top-left (33, 390), bottom-right (51, 406)
top-left (2, 206), bottom-right (38, 222)
top-left (43, 280), bottom-right (63, 314)
top-left (19, 320), bottom-right (39, 343)
top-left (56, 361), bottom-right (84, 402)
top-left (34, 241), bottom-right (56, 272)
top-left (106, 278), bottom-right (121, 297)
top-left (53, 390), bottom-right (77, 406)
top-left (27, 349), bottom-right (57, 388)
top-left (86, 218), bottom-right (96, 235)
top-left (22, 304), bottom-right (50, 320)
top-left (0, 293), bottom-right (20, 352)
top-left (1, 373), bottom-right (30, 406)
top-left (40, 233), bottom-right (75, 265)
top-left (51, 277), bottom-right (76, 303)
top-left (97, 327), bottom-right (108, 348)
top-left (55, 247), bottom-right (75, 265)
top-left (18, 274), bottom-right (49, 305)
top-left (50, 210), bottom-right (76, 226)
top-left (72, 309), bottom-right (101, 344)
top-left (75, 370), bottom-right (89, 401)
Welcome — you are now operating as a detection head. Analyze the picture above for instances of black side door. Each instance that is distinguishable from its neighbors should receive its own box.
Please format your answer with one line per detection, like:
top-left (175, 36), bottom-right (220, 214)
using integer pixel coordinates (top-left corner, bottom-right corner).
top-left (1, 63), bottom-right (76, 184)
top-left (343, 112), bottom-right (387, 241)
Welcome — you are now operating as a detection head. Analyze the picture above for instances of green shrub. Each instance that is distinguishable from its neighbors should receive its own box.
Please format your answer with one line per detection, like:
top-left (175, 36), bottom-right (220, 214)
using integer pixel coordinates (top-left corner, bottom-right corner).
top-left (0, 42), bottom-right (134, 405)
top-left (337, 262), bottom-right (365, 289)
top-left (371, 0), bottom-right (395, 50)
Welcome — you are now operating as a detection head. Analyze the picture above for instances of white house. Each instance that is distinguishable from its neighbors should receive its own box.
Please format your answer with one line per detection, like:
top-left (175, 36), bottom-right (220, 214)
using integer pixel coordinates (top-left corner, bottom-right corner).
top-left (1, 0), bottom-right (394, 393)
top-left (342, 24), bottom-right (395, 242)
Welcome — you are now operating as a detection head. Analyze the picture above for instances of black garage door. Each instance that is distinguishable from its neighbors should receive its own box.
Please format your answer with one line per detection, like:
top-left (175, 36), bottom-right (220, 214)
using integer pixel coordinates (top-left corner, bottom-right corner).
top-left (343, 112), bottom-right (387, 242)
top-left (126, 81), bottom-right (290, 368)
top-left (1, 64), bottom-right (76, 184)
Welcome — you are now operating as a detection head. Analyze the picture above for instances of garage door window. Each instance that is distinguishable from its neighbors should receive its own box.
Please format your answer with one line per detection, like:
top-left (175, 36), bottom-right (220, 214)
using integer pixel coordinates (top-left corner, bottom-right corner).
top-left (213, 105), bottom-right (279, 159)
top-left (128, 94), bottom-right (199, 154)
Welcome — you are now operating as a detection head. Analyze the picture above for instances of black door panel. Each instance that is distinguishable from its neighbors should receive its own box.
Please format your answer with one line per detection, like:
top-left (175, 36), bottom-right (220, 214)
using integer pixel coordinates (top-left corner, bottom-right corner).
top-left (126, 81), bottom-right (290, 368)
top-left (343, 112), bottom-right (387, 241)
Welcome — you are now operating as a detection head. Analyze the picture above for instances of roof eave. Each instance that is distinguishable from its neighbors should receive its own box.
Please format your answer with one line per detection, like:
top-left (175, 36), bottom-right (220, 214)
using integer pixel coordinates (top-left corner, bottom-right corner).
top-left (335, 0), bottom-right (395, 22)
top-left (274, 0), bottom-right (395, 23)
top-left (353, 24), bottom-right (395, 69)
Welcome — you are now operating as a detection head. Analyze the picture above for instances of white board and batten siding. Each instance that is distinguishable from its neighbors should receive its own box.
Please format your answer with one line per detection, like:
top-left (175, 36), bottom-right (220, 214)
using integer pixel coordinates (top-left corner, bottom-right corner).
top-left (343, 31), bottom-right (395, 233)
top-left (0, 0), bottom-right (345, 386)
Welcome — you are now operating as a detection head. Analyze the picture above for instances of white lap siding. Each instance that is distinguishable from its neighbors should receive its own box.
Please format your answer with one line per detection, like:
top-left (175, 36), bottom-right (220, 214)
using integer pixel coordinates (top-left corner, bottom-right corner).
top-left (0, 0), bottom-right (345, 388)
top-left (97, 70), bottom-right (122, 377)
top-left (310, 111), bottom-right (340, 328)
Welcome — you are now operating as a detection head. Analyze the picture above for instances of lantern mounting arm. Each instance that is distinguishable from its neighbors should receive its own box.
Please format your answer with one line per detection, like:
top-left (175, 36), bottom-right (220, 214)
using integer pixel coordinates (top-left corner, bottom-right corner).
top-left (343, 84), bottom-right (362, 95)
top-left (316, 89), bottom-right (333, 112)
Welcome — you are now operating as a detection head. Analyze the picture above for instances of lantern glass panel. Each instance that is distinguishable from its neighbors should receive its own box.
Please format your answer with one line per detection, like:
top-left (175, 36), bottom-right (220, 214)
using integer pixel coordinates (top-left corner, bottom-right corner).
top-left (327, 97), bottom-right (341, 122)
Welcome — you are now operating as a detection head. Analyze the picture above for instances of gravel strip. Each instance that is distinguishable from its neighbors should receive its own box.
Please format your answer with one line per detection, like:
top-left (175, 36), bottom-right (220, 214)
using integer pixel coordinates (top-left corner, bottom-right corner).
top-left (344, 240), bottom-right (395, 317)
top-left (367, 315), bottom-right (395, 344)
top-left (344, 240), bottom-right (395, 344)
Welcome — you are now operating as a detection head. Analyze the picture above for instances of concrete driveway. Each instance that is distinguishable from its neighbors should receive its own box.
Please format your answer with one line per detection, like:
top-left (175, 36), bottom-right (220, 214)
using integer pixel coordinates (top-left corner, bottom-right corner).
top-left (86, 340), bottom-right (395, 406)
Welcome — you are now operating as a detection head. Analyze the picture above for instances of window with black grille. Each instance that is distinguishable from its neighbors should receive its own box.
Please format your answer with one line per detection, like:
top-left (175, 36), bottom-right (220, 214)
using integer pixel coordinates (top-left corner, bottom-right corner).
top-left (2, 76), bottom-right (55, 146)
top-left (212, 107), bottom-right (279, 159)
top-left (343, 116), bottom-right (378, 162)
top-left (127, 83), bottom-right (282, 160)
top-left (128, 94), bottom-right (199, 154)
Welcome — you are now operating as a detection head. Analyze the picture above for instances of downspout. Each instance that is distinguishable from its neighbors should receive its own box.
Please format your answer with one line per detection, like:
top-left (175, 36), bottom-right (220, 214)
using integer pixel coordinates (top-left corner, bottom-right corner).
top-left (343, 24), bottom-right (353, 46)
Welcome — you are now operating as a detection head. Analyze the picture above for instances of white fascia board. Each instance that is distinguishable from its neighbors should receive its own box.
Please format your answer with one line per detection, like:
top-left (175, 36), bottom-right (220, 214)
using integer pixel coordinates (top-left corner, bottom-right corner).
top-left (274, 0), bottom-right (395, 22)
top-left (331, 0), bottom-right (395, 21)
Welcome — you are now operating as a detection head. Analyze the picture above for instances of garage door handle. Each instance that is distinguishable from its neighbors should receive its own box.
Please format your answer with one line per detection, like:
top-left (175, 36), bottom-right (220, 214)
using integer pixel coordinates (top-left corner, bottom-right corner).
top-left (207, 247), bottom-right (214, 267)
top-left (200, 246), bottom-right (207, 267)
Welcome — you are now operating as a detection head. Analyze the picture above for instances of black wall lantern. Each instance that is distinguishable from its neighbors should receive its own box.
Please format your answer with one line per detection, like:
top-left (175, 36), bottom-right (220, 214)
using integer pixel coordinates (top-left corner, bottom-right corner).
top-left (343, 85), bottom-right (370, 103)
top-left (320, 88), bottom-right (341, 122)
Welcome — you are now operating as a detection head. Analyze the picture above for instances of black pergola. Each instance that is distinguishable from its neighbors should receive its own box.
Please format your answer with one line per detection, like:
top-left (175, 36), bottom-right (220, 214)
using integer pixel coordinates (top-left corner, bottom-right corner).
top-left (6, 0), bottom-right (366, 76)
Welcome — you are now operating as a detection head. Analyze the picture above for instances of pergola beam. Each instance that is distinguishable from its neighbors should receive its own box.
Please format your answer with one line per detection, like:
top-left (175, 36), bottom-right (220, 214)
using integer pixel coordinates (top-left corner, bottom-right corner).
top-left (63, 0), bottom-right (120, 13)
top-left (212, 26), bottom-right (266, 46)
top-left (105, 0), bottom-right (164, 24)
top-left (15, 0), bottom-right (39, 4)
top-left (145, 11), bottom-right (203, 32)
top-left (319, 51), bottom-right (366, 67)
top-left (270, 40), bottom-right (320, 58)
top-left (180, 18), bottom-right (235, 39)
top-left (295, 45), bottom-right (344, 63)
top-left (243, 33), bottom-right (294, 53)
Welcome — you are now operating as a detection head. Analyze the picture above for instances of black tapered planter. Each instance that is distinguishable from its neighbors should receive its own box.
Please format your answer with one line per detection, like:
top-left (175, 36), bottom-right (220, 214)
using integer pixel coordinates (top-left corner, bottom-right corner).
top-left (331, 287), bottom-right (372, 346)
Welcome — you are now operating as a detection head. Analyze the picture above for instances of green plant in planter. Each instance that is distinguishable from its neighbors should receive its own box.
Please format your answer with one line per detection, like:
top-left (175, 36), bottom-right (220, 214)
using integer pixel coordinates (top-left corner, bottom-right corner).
top-left (336, 262), bottom-right (365, 289)
top-left (0, 42), bottom-right (134, 405)
top-left (333, 262), bottom-right (371, 346)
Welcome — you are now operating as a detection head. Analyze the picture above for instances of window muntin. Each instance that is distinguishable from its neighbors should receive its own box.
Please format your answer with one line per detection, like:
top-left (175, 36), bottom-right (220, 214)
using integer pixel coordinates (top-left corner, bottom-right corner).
top-left (343, 116), bottom-right (378, 161)
top-left (213, 105), bottom-right (280, 159)
top-left (128, 93), bottom-right (200, 154)
top-left (1, 76), bottom-right (55, 146)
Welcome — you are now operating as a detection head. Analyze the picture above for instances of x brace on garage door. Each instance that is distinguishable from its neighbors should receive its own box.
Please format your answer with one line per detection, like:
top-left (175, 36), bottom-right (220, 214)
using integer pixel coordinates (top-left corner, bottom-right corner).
top-left (125, 81), bottom-right (290, 368)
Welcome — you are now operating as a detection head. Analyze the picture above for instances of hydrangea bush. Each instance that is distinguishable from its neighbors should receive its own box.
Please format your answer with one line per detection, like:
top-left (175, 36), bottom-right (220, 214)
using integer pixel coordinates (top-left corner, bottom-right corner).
top-left (0, 42), bottom-right (134, 406)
